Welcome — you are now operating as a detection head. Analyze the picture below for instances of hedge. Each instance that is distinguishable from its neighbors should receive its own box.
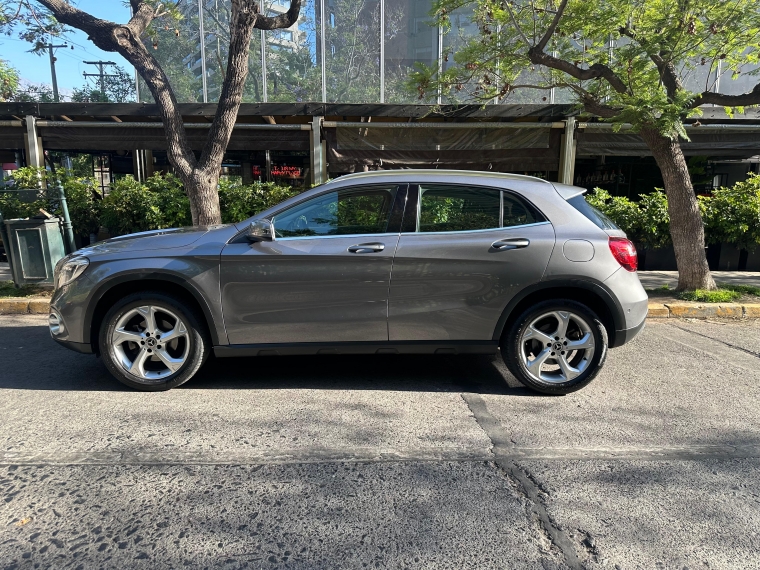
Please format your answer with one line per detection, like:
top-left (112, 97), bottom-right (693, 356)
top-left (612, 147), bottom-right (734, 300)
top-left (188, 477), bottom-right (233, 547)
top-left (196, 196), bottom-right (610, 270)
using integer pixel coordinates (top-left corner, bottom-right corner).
top-left (586, 173), bottom-right (760, 251)
top-left (1, 168), bottom-right (302, 238)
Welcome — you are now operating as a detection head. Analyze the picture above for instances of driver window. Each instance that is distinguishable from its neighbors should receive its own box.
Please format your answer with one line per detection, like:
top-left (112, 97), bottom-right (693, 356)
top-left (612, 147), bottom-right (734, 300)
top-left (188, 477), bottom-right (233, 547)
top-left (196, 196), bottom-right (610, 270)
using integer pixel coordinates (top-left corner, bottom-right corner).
top-left (273, 186), bottom-right (397, 238)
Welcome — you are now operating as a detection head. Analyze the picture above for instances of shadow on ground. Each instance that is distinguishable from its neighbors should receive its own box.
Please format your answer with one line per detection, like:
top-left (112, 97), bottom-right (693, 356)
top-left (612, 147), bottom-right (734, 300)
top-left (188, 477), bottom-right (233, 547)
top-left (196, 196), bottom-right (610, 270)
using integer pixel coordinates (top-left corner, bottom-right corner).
top-left (0, 323), bottom-right (547, 397)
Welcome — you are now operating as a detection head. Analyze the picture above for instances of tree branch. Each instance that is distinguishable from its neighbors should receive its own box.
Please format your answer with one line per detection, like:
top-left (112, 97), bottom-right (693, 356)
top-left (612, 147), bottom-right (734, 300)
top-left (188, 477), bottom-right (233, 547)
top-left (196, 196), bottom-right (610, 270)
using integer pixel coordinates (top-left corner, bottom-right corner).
top-left (527, 48), bottom-right (629, 94)
top-left (253, 0), bottom-right (301, 30)
top-left (619, 26), bottom-right (681, 98)
top-left (690, 82), bottom-right (760, 108)
top-left (534, 0), bottom-right (567, 53)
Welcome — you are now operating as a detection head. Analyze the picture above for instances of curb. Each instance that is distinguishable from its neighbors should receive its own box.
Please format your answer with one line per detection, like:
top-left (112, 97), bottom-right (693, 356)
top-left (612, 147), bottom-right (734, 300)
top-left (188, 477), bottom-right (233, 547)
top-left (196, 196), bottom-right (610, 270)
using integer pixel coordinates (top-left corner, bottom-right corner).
top-left (1, 298), bottom-right (759, 319)
top-left (0, 298), bottom-right (50, 315)
top-left (647, 302), bottom-right (760, 319)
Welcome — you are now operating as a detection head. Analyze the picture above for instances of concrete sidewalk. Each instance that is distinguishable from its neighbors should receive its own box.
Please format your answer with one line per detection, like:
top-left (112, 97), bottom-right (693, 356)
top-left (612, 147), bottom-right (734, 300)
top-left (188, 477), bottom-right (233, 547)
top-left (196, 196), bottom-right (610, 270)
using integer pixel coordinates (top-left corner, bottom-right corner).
top-left (638, 270), bottom-right (760, 289)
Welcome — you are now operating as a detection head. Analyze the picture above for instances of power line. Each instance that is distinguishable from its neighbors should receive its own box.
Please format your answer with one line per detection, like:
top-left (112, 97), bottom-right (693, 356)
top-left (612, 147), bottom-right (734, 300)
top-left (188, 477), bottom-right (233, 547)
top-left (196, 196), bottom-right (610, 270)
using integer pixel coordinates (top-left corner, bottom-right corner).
top-left (83, 60), bottom-right (118, 97)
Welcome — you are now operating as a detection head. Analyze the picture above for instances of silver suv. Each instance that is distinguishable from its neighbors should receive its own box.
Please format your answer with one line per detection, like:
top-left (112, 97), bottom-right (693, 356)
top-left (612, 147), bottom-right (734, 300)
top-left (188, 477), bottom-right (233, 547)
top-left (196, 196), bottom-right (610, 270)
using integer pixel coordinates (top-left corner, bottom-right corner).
top-left (50, 170), bottom-right (647, 394)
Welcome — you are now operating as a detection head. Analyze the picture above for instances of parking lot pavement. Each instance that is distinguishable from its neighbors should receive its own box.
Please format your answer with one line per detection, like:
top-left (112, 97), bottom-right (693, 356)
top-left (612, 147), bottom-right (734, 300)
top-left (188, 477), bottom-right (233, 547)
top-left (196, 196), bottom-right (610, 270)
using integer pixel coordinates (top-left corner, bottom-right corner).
top-left (2, 315), bottom-right (760, 569)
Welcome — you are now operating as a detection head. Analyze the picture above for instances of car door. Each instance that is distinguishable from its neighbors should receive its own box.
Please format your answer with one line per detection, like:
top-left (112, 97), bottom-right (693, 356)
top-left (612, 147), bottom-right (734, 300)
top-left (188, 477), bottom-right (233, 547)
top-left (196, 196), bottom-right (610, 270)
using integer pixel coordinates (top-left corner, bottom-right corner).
top-left (221, 184), bottom-right (405, 345)
top-left (388, 183), bottom-right (556, 341)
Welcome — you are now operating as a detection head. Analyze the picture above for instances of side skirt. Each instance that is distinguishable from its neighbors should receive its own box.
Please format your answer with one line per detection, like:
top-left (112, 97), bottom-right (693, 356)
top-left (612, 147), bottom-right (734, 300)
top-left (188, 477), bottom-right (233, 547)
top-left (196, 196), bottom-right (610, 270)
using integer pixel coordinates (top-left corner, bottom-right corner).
top-left (213, 340), bottom-right (498, 358)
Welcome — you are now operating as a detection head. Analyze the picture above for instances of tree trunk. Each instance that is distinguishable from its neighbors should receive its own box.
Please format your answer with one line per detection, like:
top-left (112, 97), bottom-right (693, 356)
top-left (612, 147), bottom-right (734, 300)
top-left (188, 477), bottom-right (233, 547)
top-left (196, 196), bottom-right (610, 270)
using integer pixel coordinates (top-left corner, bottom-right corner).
top-left (640, 127), bottom-right (716, 291)
top-left (35, 0), bottom-right (301, 227)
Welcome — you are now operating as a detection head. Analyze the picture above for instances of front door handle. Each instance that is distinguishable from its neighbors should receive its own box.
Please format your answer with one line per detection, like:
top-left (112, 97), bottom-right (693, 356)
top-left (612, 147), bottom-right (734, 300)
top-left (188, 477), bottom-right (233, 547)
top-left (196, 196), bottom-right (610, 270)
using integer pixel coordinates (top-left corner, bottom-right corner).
top-left (348, 242), bottom-right (385, 253)
top-left (491, 238), bottom-right (530, 251)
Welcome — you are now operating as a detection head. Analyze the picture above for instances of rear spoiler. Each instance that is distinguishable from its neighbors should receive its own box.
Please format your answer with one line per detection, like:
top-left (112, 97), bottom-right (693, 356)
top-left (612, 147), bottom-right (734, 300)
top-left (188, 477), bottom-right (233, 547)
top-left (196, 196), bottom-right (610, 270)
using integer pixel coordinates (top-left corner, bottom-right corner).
top-left (551, 183), bottom-right (587, 200)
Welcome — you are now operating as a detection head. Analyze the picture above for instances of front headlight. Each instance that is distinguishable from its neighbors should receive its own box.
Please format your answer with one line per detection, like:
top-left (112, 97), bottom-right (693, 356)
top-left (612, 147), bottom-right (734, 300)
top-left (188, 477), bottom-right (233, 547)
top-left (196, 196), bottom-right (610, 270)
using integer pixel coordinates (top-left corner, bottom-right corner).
top-left (54, 257), bottom-right (89, 289)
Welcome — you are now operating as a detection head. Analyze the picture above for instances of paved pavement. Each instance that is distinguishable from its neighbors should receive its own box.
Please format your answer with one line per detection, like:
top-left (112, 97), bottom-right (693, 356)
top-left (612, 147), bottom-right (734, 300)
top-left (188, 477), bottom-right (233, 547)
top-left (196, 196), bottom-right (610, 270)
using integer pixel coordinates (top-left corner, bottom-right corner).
top-left (2, 315), bottom-right (760, 569)
top-left (637, 270), bottom-right (760, 288)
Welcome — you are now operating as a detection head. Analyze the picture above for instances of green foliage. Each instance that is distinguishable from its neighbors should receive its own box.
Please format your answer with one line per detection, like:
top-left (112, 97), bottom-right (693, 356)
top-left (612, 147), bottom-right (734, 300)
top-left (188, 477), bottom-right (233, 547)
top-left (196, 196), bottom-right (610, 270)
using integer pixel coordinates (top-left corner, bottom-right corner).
top-left (586, 188), bottom-right (671, 249)
top-left (217, 179), bottom-right (300, 225)
top-left (700, 173), bottom-right (760, 251)
top-left (99, 176), bottom-right (163, 236)
top-left (0, 280), bottom-right (50, 298)
top-left (0, 59), bottom-right (19, 101)
top-left (99, 174), bottom-right (300, 235)
top-left (0, 167), bottom-right (100, 236)
top-left (720, 283), bottom-right (760, 297)
top-left (71, 66), bottom-right (135, 103)
top-left (145, 173), bottom-right (192, 229)
top-left (415, 0), bottom-right (760, 137)
top-left (677, 289), bottom-right (741, 303)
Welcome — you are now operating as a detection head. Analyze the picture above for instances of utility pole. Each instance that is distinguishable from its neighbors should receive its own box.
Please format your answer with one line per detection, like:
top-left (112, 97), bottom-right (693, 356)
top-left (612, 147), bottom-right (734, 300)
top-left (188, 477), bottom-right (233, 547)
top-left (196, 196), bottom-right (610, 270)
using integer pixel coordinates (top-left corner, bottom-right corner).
top-left (83, 60), bottom-right (118, 100)
top-left (44, 43), bottom-right (69, 102)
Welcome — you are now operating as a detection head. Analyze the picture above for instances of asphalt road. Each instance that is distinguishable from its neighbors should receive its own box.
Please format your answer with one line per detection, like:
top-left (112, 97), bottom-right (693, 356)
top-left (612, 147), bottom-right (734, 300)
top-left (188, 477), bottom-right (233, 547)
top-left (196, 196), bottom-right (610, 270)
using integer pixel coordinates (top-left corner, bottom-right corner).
top-left (2, 315), bottom-right (760, 569)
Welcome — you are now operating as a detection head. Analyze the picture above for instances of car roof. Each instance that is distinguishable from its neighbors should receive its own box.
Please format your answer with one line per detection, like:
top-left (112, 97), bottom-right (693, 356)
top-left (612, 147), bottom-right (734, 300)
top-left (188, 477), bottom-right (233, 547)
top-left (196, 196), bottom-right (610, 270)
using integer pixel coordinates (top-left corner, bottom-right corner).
top-left (330, 169), bottom-right (554, 186)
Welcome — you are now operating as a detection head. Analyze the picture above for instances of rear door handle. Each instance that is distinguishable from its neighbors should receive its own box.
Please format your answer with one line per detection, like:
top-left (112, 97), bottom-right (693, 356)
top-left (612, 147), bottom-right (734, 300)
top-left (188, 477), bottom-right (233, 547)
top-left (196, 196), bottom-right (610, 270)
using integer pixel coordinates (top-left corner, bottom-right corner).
top-left (491, 238), bottom-right (530, 251)
top-left (348, 242), bottom-right (385, 253)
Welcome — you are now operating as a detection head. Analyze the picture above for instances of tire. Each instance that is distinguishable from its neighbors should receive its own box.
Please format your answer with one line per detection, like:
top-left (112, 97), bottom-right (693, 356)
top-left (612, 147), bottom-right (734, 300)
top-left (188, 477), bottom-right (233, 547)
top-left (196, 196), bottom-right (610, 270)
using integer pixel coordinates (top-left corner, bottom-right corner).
top-left (501, 299), bottom-right (608, 395)
top-left (99, 291), bottom-right (210, 391)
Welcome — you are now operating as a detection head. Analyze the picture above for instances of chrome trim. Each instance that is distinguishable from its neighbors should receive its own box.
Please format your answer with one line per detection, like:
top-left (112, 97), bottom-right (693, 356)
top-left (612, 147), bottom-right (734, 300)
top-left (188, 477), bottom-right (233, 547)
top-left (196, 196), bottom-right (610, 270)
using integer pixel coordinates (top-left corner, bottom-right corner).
top-left (275, 232), bottom-right (400, 242)
top-left (409, 221), bottom-right (551, 237)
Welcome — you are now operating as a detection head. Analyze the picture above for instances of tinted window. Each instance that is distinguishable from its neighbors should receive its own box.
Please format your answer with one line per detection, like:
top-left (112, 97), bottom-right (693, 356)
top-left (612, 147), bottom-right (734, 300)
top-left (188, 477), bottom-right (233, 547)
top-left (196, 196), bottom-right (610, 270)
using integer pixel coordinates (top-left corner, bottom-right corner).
top-left (419, 185), bottom-right (500, 232)
top-left (503, 192), bottom-right (546, 228)
top-left (568, 195), bottom-right (619, 230)
top-left (273, 187), bottom-right (397, 238)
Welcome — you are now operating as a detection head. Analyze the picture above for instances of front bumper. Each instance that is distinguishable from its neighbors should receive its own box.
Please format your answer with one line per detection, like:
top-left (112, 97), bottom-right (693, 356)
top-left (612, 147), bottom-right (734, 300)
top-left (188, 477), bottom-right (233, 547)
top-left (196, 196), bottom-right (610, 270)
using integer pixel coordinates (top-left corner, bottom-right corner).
top-left (52, 336), bottom-right (93, 354)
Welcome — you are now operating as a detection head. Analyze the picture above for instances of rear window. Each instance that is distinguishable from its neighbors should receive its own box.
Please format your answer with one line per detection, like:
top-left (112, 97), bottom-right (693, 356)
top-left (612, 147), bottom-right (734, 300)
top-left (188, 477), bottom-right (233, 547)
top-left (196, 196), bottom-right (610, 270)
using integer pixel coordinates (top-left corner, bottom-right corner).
top-left (567, 195), bottom-right (619, 230)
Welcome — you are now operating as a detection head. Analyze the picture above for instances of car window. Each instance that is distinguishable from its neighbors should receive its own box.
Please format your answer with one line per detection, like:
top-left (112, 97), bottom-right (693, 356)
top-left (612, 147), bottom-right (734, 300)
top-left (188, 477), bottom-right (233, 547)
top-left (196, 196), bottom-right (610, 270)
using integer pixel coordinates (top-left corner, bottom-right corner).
top-left (567, 195), bottom-right (619, 230)
top-left (419, 185), bottom-right (501, 232)
top-left (273, 186), bottom-right (397, 238)
top-left (502, 192), bottom-right (546, 228)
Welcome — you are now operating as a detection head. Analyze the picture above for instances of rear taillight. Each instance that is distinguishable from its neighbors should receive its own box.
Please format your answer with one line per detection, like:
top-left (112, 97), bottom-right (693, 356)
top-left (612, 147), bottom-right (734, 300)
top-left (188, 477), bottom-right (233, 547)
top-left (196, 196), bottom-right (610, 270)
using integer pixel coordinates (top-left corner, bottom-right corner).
top-left (609, 237), bottom-right (637, 272)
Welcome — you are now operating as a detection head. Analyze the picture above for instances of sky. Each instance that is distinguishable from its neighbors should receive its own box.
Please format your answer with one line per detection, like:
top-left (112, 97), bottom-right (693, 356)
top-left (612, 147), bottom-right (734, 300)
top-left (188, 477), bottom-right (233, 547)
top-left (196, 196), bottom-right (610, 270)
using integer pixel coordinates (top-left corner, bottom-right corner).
top-left (1, 0), bottom-right (134, 94)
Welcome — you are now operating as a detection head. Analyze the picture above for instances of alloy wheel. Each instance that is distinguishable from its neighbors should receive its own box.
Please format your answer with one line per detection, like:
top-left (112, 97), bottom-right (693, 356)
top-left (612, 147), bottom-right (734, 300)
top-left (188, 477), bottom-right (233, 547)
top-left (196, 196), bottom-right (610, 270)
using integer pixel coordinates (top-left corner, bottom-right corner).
top-left (519, 310), bottom-right (596, 384)
top-left (110, 305), bottom-right (190, 384)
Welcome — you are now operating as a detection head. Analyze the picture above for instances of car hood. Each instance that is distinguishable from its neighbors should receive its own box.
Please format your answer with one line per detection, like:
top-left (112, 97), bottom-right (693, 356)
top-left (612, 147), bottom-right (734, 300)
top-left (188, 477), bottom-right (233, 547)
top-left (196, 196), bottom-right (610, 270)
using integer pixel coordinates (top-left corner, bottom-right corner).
top-left (79, 226), bottom-right (222, 255)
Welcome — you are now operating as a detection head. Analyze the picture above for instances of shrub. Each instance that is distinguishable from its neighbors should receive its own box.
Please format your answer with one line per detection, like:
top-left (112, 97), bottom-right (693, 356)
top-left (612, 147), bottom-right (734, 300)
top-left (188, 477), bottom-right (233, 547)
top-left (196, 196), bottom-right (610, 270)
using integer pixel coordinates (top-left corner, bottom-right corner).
top-left (700, 173), bottom-right (760, 251)
top-left (218, 179), bottom-right (301, 224)
top-left (100, 176), bottom-right (162, 236)
top-left (145, 173), bottom-right (192, 229)
top-left (677, 289), bottom-right (741, 303)
top-left (1, 167), bottom-right (100, 237)
top-left (586, 187), bottom-right (671, 249)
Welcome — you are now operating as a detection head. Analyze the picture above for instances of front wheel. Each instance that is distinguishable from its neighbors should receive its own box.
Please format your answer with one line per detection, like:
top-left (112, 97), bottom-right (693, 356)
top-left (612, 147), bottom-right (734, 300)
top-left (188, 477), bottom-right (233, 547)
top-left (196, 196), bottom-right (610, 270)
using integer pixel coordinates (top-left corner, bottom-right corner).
top-left (501, 300), bottom-right (608, 395)
top-left (99, 292), bottom-right (210, 391)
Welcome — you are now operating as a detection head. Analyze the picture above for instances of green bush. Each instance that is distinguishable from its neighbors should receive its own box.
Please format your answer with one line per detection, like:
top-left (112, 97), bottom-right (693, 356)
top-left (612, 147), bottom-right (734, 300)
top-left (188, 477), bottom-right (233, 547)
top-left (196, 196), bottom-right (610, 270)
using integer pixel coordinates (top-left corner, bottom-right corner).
top-left (1, 167), bottom-right (100, 237)
top-left (99, 174), bottom-right (301, 236)
top-left (677, 289), bottom-right (741, 303)
top-left (100, 176), bottom-right (163, 236)
top-left (218, 179), bottom-right (300, 224)
top-left (3, 167), bottom-right (303, 237)
top-left (145, 173), bottom-right (192, 229)
top-left (586, 187), bottom-right (671, 249)
top-left (700, 173), bottom-right (760, 251)
top-left (589, 175), bottom-right (760, 252)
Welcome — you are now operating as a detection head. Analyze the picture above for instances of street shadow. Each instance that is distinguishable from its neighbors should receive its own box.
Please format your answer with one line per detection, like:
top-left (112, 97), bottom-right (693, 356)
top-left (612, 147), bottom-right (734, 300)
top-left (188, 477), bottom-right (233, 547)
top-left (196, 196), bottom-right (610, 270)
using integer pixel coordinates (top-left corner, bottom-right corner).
top-left (0, 324), bottom-right (547, 396)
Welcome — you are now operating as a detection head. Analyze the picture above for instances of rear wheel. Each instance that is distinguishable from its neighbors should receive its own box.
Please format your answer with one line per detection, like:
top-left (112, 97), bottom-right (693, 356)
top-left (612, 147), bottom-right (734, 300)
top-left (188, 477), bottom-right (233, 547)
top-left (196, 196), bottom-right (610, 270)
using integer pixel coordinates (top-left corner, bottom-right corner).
top-left (99, 292), bottom-right (209, 391)
top-left (502, 300), bottom-right (608, 395)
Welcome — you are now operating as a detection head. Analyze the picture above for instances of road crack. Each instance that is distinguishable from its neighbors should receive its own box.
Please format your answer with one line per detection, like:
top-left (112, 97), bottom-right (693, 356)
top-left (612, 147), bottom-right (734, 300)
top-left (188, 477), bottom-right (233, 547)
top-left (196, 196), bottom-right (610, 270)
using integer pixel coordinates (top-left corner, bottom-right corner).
top-left (460, 393), bottom-right (583, 570)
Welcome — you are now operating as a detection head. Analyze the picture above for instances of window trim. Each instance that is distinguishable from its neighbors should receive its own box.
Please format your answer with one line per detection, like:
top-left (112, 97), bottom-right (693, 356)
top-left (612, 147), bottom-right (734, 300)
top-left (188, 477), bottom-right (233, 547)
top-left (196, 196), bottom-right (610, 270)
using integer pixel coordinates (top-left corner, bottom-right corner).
top-left (407, 183), bottom-right (547, 235)
top-left (270, 183), bottom-right (405, 240)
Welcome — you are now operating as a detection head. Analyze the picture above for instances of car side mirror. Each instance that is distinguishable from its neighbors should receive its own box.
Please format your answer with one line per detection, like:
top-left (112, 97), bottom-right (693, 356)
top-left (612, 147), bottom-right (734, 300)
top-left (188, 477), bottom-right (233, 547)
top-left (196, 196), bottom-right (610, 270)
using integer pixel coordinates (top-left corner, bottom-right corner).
top-left (247, 219), bottom-right (275, 242)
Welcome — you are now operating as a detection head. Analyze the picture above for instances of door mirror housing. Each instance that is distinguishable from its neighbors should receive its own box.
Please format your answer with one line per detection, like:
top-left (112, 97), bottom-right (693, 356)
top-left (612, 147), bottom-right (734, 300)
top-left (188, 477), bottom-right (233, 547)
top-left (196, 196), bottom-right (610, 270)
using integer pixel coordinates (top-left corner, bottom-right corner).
top-left (248, 219), bottom-right (275, 242)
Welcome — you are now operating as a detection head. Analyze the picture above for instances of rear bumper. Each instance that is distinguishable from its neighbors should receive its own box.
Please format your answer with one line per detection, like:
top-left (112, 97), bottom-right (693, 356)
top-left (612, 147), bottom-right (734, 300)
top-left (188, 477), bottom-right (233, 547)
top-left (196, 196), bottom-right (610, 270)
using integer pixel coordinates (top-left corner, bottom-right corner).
top-left (610, 315), bottom-right (646, 348)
